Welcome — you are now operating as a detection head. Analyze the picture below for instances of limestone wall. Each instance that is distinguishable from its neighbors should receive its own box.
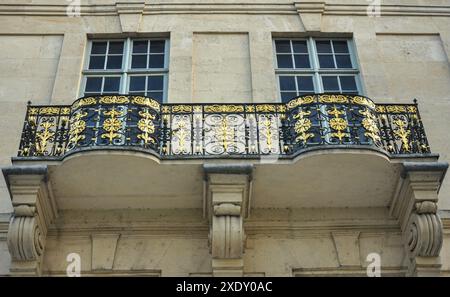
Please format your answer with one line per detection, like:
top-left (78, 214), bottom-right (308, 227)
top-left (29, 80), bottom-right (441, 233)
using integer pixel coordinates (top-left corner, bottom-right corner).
top-left (0, 0), bottom-right (449, 276)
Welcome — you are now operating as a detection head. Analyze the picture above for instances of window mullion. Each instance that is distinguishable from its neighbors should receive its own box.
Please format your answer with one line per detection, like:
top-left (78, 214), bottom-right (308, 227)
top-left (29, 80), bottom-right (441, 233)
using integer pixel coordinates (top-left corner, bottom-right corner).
top-left (309, 37), bottom-right (322, 93)
top-left (121, 38), bottom-right (132, 94)
top-left (104, 41), bottom-right (109, 70)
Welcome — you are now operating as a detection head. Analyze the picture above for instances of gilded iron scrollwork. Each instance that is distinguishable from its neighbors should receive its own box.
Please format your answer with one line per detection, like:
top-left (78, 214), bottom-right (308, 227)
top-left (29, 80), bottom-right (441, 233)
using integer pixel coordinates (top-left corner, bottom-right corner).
top-left (101, 107), bottom-right (125, 143)
top-left (137, 109), bottom-right (157, 147)
top-left (17, 94), bottom-right (431, 159)
top-left (293, 110), bottom-right (314, 144)
top-left (327, 106), bottom-right (349, 142)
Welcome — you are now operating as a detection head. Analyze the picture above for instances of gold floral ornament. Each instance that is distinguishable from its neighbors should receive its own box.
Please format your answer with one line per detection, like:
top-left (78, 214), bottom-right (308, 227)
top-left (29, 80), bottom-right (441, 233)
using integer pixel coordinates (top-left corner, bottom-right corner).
top-left (260, 116), bottom-right (275, 151)
top-left (286, 95), bottom-right (315, 110)
top-left (328, 106), bottom-right (349, 142)
top-left (68, 111), bottom-right (88, 148)
top-left (99, 96), bottom-right (130, 105)
top-left (172, 118), bottom-right (190, 153)
top-left (204, 105), bottom-right (244, 113)
top-left (132, 96), bottom-right (160, 112)
top-left (101, 107), bottom-right (124, 143)
top-left (172, 105), bottom-right (192, 113)
top-left (35, 121), bottom-right (55, 155)
top-left (393, 118), bottom-right (411, 152)
top-left (359, 109), bottom-right (381, 143)
top-left (293, 110), bottom-right (314, 144)
top-left (137, 110), bottom-right (156, 146)
top-left (73, 97), bottom-right (97, 110)
top-left (215, 117), bottom-right (234, 151)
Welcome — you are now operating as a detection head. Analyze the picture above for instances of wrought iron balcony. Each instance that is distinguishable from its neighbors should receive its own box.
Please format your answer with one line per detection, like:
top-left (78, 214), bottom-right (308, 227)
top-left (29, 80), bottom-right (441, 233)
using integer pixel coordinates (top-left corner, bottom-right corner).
top-left (17, 94), bottom-right (430, 159)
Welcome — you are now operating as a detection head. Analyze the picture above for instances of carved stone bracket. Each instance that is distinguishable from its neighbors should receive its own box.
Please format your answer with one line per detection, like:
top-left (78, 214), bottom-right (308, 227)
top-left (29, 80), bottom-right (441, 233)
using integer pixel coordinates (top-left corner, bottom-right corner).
top-left (390, 162), bottom-right (448, 276)
top-left (2, 165), bottom-right (57, 276)
top-left (294, 1), bottom-right (325, 32)
top-left (203, 164), bottom-right (253, 276)
top-left (116, 2), bottom-right (145, 33)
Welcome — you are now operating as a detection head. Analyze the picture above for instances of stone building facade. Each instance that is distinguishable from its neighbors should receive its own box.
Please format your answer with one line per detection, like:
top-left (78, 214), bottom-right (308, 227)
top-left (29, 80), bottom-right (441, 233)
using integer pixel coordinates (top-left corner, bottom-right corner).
top-left (0, 0), bottom-right (449, 276)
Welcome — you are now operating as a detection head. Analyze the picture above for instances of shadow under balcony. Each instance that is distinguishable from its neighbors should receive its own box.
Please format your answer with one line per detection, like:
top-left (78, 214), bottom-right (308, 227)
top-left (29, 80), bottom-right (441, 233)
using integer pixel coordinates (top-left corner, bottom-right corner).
top-left (5, 94), bottom-right (442, 211)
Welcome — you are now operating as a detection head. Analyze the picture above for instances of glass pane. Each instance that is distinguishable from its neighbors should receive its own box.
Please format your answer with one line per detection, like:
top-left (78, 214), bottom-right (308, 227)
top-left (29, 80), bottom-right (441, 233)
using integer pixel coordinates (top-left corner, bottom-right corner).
top-left (335, 55), bottom-right (352, 68)
top-left (294, 54), bottom-right (310, 68)
top-left (131, 55), bottom-right (148, 69)
top-left (148, 92), bottom-right (163, 102)
top-left (106, 56), bottom-right (123, 69)
top-left (340, 76), bottom-right (357, 91)
top-left (279, 76), bottom-right (296, 91)
top-left (103, 77), bottom-right (121, 92)
top-left (91, 42), bottom-right (107, 54)
top-left (89, 56), bottom-right (105, 69)
top-left (276, 54), bottom-right (293, 68)
top-left (333, 41), bottom-right (349, 53)
top-left (129, 76), bottom-right (146, 92)
top-left (316, 40), bottom-right (332, 53)
top-left (150, 40), bottom-right (165, 53)
top-left (281, 92), bottom-right (297, 102)
top-left (108, 42), bottom-right (124, 54)
top-left (85, 77), bottom-right (102, 93)
top-left (275, 40), bottom-right (291, 53)
top-left (292, 41), bottom-right (308, 53)
top-left (133, 41), bottom-right (148, 53)
top-left (149, 54), bottom-right (165, 68)
top-left (129, 91), bottom-right (146, 96)
top-left (297, 76), bottom-right (314, 91)
top-left (322, 76), bottom-right (339, 91)
top-left (147, 76), bottom-right (164, 91)
top-left (318, 55), bottom-right (335, 68)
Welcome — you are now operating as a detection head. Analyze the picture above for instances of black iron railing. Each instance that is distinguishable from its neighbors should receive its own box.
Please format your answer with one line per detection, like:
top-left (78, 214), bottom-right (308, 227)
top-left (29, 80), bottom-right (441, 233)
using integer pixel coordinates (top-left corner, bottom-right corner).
top-left (17, 94), bottom-right (430, 159)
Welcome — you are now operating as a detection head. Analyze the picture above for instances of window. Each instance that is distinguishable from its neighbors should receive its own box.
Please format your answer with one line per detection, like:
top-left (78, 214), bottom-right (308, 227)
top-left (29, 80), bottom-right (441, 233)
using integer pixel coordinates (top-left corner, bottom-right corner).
top-left (274, 38), bottom-right (361, 102)
top-left (82, 38), bottom-right (169, 103)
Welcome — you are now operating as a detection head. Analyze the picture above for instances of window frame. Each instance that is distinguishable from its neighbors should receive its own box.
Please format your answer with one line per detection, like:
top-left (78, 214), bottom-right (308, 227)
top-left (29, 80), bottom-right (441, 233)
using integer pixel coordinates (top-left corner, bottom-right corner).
top-left (274, 37), bottom-right (363, 102)
top-left (81, 37), bottom-right (170, 102)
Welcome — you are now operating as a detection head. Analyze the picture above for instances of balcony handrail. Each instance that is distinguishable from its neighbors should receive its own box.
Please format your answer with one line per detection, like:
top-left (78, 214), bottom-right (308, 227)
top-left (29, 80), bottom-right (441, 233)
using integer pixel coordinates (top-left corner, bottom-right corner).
top-left (17, 94), bottom-right (431, 159)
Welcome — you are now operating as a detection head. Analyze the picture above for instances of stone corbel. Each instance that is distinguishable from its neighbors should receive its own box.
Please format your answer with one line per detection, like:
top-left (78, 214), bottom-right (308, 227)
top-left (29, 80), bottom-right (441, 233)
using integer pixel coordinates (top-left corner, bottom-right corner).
top-left (390, 162), bottom-right (448, 276)
top-left (2, 165), bottom-right (57, 276)
top-left (203, 164), bottom-right (253, 277)
top-left (116, 2), bottom-right (145, 33)
top-left (294, 2), bottom-right (325, 33)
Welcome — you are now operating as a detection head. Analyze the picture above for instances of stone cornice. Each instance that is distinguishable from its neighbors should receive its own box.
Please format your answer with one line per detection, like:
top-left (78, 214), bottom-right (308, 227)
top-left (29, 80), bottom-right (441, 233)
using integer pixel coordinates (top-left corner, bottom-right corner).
top-left (0, 2), bottom-right (449, 17)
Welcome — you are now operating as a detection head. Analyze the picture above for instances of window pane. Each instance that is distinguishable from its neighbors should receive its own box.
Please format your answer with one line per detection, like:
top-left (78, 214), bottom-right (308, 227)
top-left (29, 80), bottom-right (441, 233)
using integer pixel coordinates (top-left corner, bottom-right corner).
top-left (147, 76), bottom-right (164, 91)
top-left (276, 54), bottom-right (293, 68)
top-left (133, 41), bottom-right (148, 54)
top-left (275, 40), bottom-right (291, 53)
top-left (150, 40), bottom-right (165, 53)
top-left (333, 41), bottom-right (349, 53)
top-left (149, 54), bottom-right (165, 68)
top-left (129, 76), bottom-right (146, 91)
top-left (89, 56), bottom-right (105, 69)
top-left (129, 91), bottom-right (146, 96)
top-left (335, 55), bottom-right (352, 68)
top-left (108, 42), bottom-right (124, 54)
top-left (85, 77), bottom-right (102, 93)
top-left (318, 55), bottom-right (335, 68)
top-left (106, 56), bottom-right (123, 69)
top-left (316, 40), bottom-right (332, 53)
top-left (281, 92), bottom-right (297, 102)
top-left (91, 42), bottom-right (107, 54)
top-left (294, 54), bottom-right (310, 68)
top-left (132, 55), bottom-right (148, 69)
top-left (279, 76), bottom-right (296, 91)
top-left (148, 92), bottom-right (163, 102)
top-left (340, 76), bottom-right (357, 91)
top-left (322, 76), bottom-right (339, 91)
top-left (103, 77), bottom-right (121, 92)
top-left (292, 41), bottom-right (308, 53)
top-left (297, 76), bottom-right (314, 91)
